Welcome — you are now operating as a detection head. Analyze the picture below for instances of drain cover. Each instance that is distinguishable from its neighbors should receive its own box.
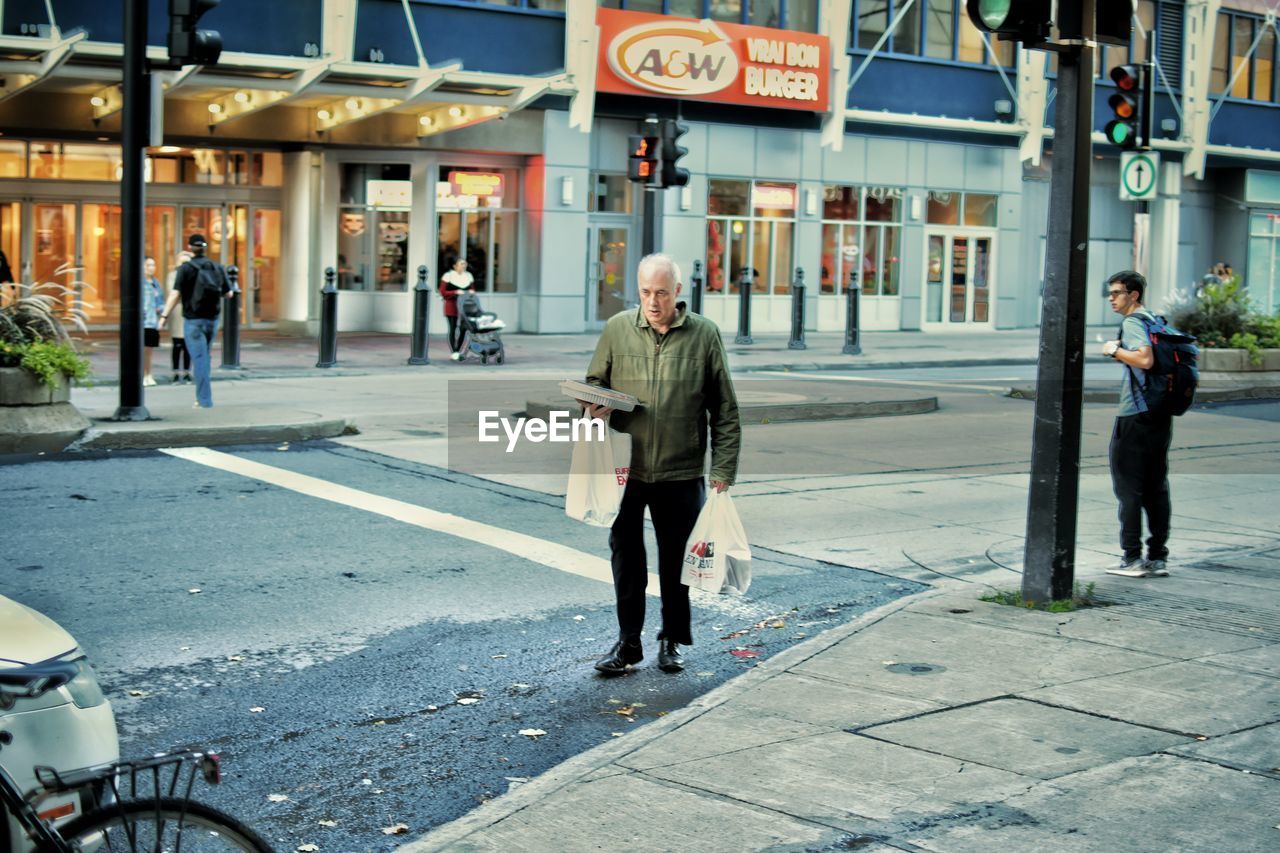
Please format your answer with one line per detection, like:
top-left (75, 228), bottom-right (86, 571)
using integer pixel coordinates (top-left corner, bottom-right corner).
top-left (885, 662), bottom-right (946, 676)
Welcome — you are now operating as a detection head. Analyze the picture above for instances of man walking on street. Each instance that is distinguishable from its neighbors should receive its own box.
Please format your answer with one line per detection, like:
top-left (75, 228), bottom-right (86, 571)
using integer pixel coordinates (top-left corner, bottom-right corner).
top-left (579, 253), bottom-right (741, 675)
top-left (1102, 270), bottom-right (1172, 578)
top-left (159, 234), bottom-right (230, 408)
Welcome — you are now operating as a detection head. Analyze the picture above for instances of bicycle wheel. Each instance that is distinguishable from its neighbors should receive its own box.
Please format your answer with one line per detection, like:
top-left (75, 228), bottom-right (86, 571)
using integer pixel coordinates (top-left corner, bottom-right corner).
top-left (57, 797), bottom-right (273, 852)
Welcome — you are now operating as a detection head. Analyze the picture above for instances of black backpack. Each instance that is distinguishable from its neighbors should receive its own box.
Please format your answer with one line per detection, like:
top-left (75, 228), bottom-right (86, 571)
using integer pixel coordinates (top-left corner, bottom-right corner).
top-left (1124, 313), bottom-right (1199, 416)
top-left (185, 257), bottom-right (226, 317)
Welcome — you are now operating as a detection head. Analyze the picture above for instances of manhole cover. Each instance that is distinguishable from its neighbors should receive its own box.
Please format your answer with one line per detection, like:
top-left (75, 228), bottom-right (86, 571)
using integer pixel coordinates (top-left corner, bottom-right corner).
top-left (885, 662), bottom-right (946, 676)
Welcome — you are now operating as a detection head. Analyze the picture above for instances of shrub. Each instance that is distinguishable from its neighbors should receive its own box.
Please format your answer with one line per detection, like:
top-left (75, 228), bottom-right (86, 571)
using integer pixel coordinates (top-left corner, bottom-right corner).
top-left (1167, 275), bottom-right (1279, 362)
top-left (0, 268), bottom-right (93, 386)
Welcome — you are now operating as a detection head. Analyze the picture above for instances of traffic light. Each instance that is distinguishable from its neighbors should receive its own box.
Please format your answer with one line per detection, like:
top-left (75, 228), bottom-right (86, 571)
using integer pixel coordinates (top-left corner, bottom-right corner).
top-left (168, 0), bottom-right (223, 66)
top-left (627, 134), bottom-right (660, 184)
top-left (659, 119), bottom-right (690, 188)
top-left (1095, 0), bottom-right (1135, 47)
top-left (1104, 64), bottom-right (1141, 149)
top-left (965, 0), bottom-right (1052, 43)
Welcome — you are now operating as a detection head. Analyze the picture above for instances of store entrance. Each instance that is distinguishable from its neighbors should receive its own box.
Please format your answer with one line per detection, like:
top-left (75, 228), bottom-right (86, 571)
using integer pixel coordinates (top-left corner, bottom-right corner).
top-left (924, 232), bottom-right (994, 327)
top-left (586, 224), bottom-right (630, 327)
top-left (180, 204), bottom-right (280, 327)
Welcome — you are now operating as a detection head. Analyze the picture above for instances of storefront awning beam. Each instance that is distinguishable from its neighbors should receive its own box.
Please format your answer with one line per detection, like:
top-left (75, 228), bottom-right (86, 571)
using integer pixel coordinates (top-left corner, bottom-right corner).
top-left (0, 29), bottom-right (85, 104)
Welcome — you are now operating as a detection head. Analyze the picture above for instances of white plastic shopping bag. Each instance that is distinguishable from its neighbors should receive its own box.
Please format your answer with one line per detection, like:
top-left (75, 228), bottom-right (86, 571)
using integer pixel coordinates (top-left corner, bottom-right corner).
top-left (565, 427), bottom-right (631, 527)
top-left (680, 490), bottom-right (752, 595)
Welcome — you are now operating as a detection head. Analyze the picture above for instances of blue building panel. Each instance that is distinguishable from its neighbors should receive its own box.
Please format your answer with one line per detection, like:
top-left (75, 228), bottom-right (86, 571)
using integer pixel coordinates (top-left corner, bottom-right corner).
top-left (846, 59), bottom-right (1012, 123)
top-left (1, 0), bottom-right (321, 57)
top-left (1208, 102), bottom-right (1280, 151)
top-left (355, 0), bottom-right (563, 75)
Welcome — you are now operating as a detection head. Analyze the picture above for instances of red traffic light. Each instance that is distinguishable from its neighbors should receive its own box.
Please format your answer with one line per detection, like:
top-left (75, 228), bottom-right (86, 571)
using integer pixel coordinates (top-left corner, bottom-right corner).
top-left (1110, 64), bottom-right (1139, 91)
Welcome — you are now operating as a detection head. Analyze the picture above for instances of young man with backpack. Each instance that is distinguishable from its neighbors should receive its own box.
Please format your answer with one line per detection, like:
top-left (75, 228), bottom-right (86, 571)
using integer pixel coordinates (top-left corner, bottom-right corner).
top-left (159, 234), bottom-right (230, 408)
top-left (1101, 270), bottom-right (1198, 579)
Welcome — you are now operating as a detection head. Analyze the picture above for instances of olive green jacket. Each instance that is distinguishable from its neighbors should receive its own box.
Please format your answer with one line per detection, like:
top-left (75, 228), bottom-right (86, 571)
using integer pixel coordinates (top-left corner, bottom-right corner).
top-left (586, 304), bottom-right (741, 485)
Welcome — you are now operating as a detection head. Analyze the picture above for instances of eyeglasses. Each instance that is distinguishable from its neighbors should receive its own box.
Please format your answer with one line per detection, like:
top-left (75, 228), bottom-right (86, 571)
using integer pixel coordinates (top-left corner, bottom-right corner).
top-left (1107, 289), bottom-right (1129, 298)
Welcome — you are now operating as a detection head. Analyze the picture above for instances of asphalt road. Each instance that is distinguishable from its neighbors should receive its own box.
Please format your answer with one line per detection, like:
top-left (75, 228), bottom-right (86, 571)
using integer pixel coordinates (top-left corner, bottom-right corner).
top-left (1, 442), bottom-right (922, 852)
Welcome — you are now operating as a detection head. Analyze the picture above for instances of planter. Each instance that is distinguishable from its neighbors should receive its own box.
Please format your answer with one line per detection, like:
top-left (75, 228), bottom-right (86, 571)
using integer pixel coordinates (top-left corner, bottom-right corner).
top-left (1200, 348), bottom-right (1280, 372)
top-left (0, 366), bottom-right (89, 454)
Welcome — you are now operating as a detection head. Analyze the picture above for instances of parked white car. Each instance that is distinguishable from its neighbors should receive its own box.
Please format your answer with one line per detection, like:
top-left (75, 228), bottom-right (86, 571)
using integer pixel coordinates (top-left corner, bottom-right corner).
top-left (0, 594), bottom-right (118, 851)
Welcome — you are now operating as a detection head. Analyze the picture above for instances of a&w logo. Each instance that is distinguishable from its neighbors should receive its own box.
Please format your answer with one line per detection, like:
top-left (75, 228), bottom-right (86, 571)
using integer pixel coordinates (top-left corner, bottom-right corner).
top-left (607, 20), bottom-right (738, 96)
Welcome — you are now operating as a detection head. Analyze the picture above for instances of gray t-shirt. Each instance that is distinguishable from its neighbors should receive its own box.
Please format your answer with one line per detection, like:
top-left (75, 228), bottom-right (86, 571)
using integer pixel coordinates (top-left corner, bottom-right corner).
top-left (1117, 309), bottom-right (1155, 417)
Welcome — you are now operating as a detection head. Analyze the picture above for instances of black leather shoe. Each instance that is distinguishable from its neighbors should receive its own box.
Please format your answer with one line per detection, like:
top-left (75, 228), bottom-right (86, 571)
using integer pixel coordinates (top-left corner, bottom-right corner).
top-left (657, 639), bottom-right (684, 673)
top-left (594, 639), bottom-right (643, 675)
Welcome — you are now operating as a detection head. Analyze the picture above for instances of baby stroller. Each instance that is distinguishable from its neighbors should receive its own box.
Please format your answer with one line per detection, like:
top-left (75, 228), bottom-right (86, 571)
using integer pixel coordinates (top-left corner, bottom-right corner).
top-left (458, 291), bottom-right (507, 364)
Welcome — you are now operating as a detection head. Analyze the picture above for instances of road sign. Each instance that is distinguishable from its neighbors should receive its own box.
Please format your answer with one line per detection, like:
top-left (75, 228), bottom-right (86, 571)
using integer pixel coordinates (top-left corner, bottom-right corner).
top-left (1120, 151), bottom-right (1159, 201)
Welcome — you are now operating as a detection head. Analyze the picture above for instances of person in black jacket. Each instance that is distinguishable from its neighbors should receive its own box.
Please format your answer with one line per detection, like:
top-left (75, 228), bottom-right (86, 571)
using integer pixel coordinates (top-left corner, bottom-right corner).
top-left (158, 234), bottom-right (230, 408)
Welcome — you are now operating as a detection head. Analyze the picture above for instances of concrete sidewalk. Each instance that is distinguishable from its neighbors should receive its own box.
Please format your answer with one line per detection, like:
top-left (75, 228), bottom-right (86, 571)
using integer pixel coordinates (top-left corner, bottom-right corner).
top-left (405, 546), bottom-right (1280, 852)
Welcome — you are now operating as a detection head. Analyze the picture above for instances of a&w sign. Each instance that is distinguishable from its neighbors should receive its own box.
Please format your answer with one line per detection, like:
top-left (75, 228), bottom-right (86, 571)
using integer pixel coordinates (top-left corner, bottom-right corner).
top-left (596, 8), bottom-right (830, 113)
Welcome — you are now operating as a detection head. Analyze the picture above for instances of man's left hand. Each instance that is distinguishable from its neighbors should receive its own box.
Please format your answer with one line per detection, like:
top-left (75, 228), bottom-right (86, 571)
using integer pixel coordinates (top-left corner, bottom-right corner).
top-left (710, 480), bottom-right (729, 493)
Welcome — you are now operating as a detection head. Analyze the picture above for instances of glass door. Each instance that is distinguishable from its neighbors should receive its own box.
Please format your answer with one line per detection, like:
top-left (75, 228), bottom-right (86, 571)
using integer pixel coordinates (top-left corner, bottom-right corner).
top-left (250, 208), bottom-right (281, 325)
top-left (925, 232), bottom-right (993, 327)
top-left (586, 224), bottom-right (629, 325)
top-left (32, 202), bottom-right (79, 311)
top-left (1, 202), bottom-right (20, 288)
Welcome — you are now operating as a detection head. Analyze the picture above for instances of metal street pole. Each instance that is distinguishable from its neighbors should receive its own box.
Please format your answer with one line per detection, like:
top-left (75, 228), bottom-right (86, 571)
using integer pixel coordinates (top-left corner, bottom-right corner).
top-left (112, 0), bottom-right (150, 421)
top-left (1022, 0), bottom-right (1097, 604)
top-left (642, 187), bottom-right (658, 256)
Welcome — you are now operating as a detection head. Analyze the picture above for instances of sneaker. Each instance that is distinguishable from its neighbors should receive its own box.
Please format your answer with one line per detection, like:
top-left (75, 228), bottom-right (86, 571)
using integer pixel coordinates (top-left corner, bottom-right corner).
top-left (171, 373), bottom-right (181, 384)
top-left (1147, 559), bottom-right (1169, 577)
top-left (1106, 558), bottom-right (1151, 578)
top-left (142, 375), bottom-right (156, 387)
top-left (183, 373), bottom-right (193, 384)
top-left (450, 351), bottom-right (462, 361)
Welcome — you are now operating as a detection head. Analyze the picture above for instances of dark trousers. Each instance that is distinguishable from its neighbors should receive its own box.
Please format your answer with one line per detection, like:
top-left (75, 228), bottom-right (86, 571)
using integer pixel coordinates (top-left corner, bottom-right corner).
top-left (609, 478), bottom-right (706, 646)
top-left (1109, 414), bottom-right (1173, 562)
top-left (170, 337), bottom-right (190, 371)
top-left (446, 315), bottom-right (464, 353)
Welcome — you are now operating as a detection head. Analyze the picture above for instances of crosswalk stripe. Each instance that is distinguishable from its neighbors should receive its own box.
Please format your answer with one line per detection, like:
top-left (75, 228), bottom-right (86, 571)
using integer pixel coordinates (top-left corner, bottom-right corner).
top-left (161, 446), bottom-right (662, 596)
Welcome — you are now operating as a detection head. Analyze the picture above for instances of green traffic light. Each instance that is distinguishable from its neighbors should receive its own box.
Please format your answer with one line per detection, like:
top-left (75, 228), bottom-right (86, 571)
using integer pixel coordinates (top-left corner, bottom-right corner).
top-left (1105, 120), bottom-right (1135, 148)
top-left (977, 0), bottom-right (1012, 28)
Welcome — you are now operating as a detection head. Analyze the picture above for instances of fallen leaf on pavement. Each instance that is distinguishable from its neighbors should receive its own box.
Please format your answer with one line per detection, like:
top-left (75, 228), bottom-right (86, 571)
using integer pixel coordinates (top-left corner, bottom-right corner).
top-left (572, 615), bottom-right (586, 621)
top-left (381, 823), bottom-right (409, 835)
top-left (372, 720), bottom-right (385, 726)
top-left (267, 794), bottom-right (289, 802)
top-left (518, 728), bottom-right (547, 738)
top-left (360, 778), bottom-right (373, 785)
top-left (296, 845), bottom-right (319, 852)
top-left (127, 690), bottom-right (148, 697)
top-left (317, 820), bottom-right (338, 827)
top-left (228, 655), bottom-right (244, 662)
top-left (610, 732), bottom-right (624, 737)
top-left (615, 706), bottom-right (636, 716)
top-left (730, 649), bottom-right (760, 658)
top-left (249, 707), bottom-right (265, 713)
top-left (696, 671), bottom-right (714, 677)
top-left (456, 698), bottom-right (480, 705)
top-left (188, 588), bottom-right (202, 594)
top-left (719, 629), bottom-right (749, 640)
top-left (180, 646), bottom-right (191, 651)
top-left (491, 654), bottom-right (507, 659)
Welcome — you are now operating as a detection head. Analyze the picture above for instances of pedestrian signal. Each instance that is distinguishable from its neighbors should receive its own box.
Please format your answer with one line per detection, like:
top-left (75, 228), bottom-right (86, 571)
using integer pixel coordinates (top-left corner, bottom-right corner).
top-left (627, 134), bottom-right (660, 184)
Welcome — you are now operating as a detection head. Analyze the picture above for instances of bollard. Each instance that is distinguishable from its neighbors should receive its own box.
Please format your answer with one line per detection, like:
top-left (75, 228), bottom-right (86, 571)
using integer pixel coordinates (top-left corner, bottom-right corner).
top-left (408, 264), bottom-right (431, 365)
top-left (317, 267), bottom-right (338, 368)
top-left (220, 265), bottom-right (243, 368)
top-left (843, 267), bottom-right (862, 355)
top-left (690, 259), bottom-right (704, 315)
top-left (788, 267), bottom-right (807, 350)
top-left (734, 266), bottom-right (753, 344)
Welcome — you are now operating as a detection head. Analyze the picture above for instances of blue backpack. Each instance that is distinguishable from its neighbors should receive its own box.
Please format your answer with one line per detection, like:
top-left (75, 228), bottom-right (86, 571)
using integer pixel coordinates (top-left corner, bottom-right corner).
top-left (1124, 313), bottom-right (1199, 416)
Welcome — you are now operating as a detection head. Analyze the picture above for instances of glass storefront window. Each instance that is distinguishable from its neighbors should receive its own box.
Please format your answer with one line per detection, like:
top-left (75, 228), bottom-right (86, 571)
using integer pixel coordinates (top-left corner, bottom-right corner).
top-left (710, 0), bottom-right (743, 24)
top-left (0, 141), bottom-right (25, 178)
top-left (30, 143), bottom-right (122, 181)
top-left (709, 179), bottom-right (749, 216)
top-left (436, 165), bottom-right (520, 294)
top-left (590, 173), bottom-right (632, 213)
top-left (752, 182), bottom-right (797, 218)
top-left (964, 193), bottom-right (999, 227)
top-left (925, 0), bottom-right (953, 59)
top-left (1, 202), bottom-right (20, 285)
top-left (857, 0), bottom-right (888, 50)
top-left (338, 163), bottom-right (412, 291)
top-left (927, 191), bottom-right (960, 225)
top-left (820, 185), bottom-right (904, 296)
top-left (752, 0), bottom-right (782, 29)
top-left (787, 0), bottom-right (819, 33)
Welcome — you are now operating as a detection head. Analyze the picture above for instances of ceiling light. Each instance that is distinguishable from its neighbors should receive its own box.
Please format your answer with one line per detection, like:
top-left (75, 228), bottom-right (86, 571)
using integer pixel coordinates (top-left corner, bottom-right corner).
top-left (345, 98), bottom-right (360, 111)
top-left (90, 96), bottom-right (105, 107)
top-left (317, 109), bottom-right (332, 121)
top-left (234, 91), bottom-right (249, 103)
top-left (448, 106), bottom-right (463, 118)
top-left (419, 115), bottom-right (433, 127)
top-left (159, 145), bottom-right (182, 153)
top-left (208, 103), bottom-right (222, 114)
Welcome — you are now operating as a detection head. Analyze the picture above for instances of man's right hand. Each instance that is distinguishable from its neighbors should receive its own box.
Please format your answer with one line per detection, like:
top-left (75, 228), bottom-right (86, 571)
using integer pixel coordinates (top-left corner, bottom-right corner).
top-left (578, 401), bottom-right (613, 421)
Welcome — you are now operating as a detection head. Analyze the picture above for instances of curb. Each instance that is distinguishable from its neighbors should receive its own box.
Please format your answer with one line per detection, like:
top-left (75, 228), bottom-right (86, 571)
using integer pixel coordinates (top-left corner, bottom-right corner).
top-left (525, 397), bottom-right (939, 424)
top-left (734, 356), bottom-right (1039, 374)
top-left (401, 586), bottom-right (946, 852)
top-left (1007, 385), bottom-right (1280, 404)
top-left (66, 417), bottom-right (355, 452)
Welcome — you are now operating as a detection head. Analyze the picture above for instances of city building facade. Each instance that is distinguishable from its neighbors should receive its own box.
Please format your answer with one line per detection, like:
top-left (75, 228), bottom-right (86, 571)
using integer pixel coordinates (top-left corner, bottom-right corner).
top-left (0, 0), bottom-right (1276, 337)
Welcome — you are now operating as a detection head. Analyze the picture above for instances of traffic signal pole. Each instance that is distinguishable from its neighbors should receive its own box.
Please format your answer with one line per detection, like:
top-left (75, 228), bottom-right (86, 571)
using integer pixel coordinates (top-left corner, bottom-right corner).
top-left (642, 187), bottom-right (658, 256)
top-left (112, 0), bottom-right (151, 421)
top-left (1022, 0), bottom-right (1096, 604)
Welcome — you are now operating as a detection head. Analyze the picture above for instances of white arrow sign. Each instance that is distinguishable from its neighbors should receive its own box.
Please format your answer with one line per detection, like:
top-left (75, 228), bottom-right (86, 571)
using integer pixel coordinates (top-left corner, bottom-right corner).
top-left (1120, 151), bottom-right (1159, 201)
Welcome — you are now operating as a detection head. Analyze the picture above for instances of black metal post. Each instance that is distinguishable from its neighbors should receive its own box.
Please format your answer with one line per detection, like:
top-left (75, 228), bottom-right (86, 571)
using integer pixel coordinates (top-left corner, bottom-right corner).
top-left (112, 0), bottom-right (150, 421)
top-left (220, 266), bottom-right (242, 369)
top-left (842, 268), bottom-right (862, 355)
top-left (788, 267), bottom-right (807, 350)
top-left (689, 259), bottom-right (703, 315)
top-left (642, 188), bottom-right (658, 256)
top-left (734, 266), bottom-right (753, 344)
top-left (1022, 1), bottom-right (1096, 605)
top-left (408, 264), bottom-right (431, 365)
top-left (317, 267), bottom-right (338, 368)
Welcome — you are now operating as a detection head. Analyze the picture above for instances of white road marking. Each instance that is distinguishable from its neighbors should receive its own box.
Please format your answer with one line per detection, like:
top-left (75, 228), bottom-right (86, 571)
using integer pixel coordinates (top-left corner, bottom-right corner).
top-left (756, 370), bottom-right (1015, 393)
top-left (160, 446), bottom-right (665, 595)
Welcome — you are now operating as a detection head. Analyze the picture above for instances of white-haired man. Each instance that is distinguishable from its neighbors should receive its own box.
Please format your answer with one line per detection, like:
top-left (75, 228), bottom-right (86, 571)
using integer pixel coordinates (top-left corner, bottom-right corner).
top-left (580, 253), bottom-right (741, 675)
